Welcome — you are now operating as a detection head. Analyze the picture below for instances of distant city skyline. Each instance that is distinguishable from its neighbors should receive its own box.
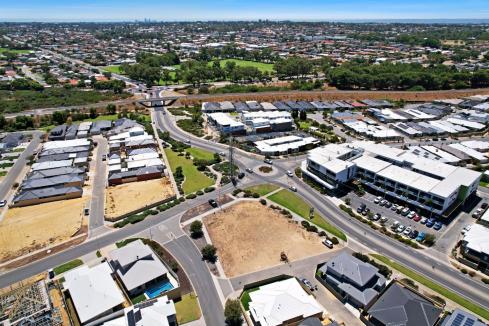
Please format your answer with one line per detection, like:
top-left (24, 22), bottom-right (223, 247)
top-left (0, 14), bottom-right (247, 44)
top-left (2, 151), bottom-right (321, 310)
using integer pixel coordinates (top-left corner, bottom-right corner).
top-left (1, 0), bottom-right (489, 22)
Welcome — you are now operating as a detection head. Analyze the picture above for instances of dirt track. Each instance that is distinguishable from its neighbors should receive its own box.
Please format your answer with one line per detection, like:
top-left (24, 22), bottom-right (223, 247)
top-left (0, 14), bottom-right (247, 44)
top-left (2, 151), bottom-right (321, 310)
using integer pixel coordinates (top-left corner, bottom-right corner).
top-left (204, 201), bottom-right (326, 277)
top-left (178, 87), bottom-right (489, 106)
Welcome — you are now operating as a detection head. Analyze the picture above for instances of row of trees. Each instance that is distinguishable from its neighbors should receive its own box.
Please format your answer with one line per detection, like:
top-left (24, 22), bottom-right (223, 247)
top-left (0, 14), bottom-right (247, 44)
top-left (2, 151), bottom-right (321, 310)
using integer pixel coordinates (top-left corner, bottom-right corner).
top-left (327, 62), bottom-right (489, 90)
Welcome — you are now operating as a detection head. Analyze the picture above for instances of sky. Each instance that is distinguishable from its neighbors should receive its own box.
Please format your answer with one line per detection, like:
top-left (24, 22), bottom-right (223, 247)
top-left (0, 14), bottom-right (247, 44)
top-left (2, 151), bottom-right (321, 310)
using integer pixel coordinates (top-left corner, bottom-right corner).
top-left (1, 0), bottom-right (489, 22)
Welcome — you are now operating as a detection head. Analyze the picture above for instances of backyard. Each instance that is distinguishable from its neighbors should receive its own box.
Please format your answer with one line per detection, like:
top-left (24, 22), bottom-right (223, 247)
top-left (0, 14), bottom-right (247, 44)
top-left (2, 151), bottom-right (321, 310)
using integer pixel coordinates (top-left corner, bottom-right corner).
top-left (268, 189), bottom-right (347, 241)
top-left (203, 201), bottom-right (326, 277)
top-left (164, 148), bottom-right (214, 194)
top-left (175, 293), bottom-right (201, 324)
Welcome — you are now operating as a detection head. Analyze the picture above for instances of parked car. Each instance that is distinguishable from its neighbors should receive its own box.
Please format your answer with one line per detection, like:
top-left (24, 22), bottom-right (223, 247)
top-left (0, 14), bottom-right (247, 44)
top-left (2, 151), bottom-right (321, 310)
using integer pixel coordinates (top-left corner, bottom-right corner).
top-left (426, 218), bottom-right (435, 228)
top-left (472, 208), bottom-right (483, 218)
top-left (374, 196), bottom-right (382, 204)
top-left (362, 208), bottom-right (370, 216)
top-left (413, 214), bottom-right (422, 222)
top-left (403, 227), bottom-right (412, 236)
top-left (391, 220), bottom-right (400, 230)
top-left (300, 278), bottom-right (314, 291)
top-left (286, 170), bottom-right (294, 177)
top-left (372, 213), bottom-right (381, 221)
top-left (0, 200), bottom-right (6, 208)
top-left (401, 207), bottom-right (410, 216)
top-left (102, 154), bottom-right (107, 161)
top-left (384, 201), bottom-right (392, 208)
top-left (409, 230), bottom-right (419, 239)
top-left (461, 225), bottom-right (471, 235)
top-left (390, 204), bottom-right (398, 211)
top-left (396, 205), bottom-right (404, 214)
top-left (357, 204), bottom-right (367, 213)
top-left (433, 221), bottom-right (443, 230)
top-left (322, 239), bottom-right (334, 248)
top-left (407, 211), bottom-right (416, 219)
top-left (48, 269), bottom-right (55, 279)
top-left (420, 217), bottom-right (427, 224)
top-left (289, 186), bottom-right (297, 192)
top-left (245, 168), bottom-right (253, 173)
top-left (380, 199), bottom-right (388, 206)
top-left (380, 216), bottom-right (389, 224)
top-left (264, 158), bottom-right (273, 164)
top-left (481, 202), bottom-right (488, 210)
top-left (396, 224), bottom-right (406, 233)
top-left (416, 232), bottom-right (426, 242)
top-left (208, 199), bottom-right (218, 208)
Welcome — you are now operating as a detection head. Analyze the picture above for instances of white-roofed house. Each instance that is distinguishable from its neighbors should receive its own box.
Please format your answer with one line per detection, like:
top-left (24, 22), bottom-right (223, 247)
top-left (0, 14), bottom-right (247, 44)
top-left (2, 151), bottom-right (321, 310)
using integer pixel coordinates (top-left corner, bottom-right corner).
top-left (63, 262), bottom-right (126, 324)
top-left (103, 296), bottom-right (177, 326)
top-left (460, 224), bottom-right (489, 268)
top-left (245, 278), bottom-right (324, 326)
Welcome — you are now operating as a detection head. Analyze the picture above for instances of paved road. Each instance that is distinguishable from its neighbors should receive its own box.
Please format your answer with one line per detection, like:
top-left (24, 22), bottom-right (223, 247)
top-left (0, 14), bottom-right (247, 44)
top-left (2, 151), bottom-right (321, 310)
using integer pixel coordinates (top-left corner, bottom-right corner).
top-left (0, 132), bottom-right (42, 201)
top-left (157, 109), bottom-right (489, 310)
top-left (0, 182), bottom-right (235, 288)
top-left (166, 236), bottom-right (225, 326)
top-left (89, 136), bottom-right (108, 232)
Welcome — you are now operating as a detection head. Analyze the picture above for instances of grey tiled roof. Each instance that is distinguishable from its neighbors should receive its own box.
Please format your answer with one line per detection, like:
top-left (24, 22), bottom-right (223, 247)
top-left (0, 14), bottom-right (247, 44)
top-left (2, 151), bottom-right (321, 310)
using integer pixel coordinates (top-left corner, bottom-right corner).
top-left (367, 282), bottom-right (442, 326)
top-left (14, 186), bottom-right (82, 202)
top-left (323, 252), bottom-right (378, 288)
top-left (22, 174), bottom-right (84, 190)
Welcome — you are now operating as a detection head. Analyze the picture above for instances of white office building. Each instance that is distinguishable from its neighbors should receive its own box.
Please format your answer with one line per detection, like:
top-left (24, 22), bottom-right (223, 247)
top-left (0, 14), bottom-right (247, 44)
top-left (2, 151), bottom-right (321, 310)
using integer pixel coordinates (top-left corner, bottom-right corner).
top-left (302, 141), bottom-right (481, 216)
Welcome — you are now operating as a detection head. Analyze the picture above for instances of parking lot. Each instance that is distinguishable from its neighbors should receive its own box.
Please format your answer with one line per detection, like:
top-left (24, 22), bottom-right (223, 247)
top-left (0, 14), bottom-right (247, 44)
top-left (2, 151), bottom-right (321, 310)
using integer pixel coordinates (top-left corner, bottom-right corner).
top-left (345, 192), bottom-right (446, 241)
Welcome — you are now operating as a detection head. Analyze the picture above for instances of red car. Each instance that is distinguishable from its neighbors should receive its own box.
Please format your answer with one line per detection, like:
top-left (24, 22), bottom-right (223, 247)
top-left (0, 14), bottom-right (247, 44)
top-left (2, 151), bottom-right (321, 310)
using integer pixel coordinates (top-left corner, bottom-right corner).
top-left (413, 214), bottom-right (422, 222)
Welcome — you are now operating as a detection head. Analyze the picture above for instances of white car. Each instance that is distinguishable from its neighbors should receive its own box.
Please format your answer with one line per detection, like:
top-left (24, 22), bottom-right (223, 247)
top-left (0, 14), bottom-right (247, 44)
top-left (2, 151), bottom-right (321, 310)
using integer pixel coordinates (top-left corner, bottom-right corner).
top-left (461, 225), bottom-right (472, 235)
top-left (403, 227), bottom-right (412, 236)
top-left (374, 196), bottom-right (382, 204)
top-left (289, 186), bottom-right (297, 192)
top-left (396, 224), bottom-right (406, 233)
top-left (0, 200), bottom-right (6, 207)
top-left (286, 170), bottom-right (293, 177)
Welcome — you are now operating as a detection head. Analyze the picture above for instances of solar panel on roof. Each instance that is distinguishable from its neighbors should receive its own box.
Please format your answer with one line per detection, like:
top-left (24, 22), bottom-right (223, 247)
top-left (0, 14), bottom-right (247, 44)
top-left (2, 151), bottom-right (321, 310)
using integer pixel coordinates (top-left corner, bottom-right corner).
top-left (465, 318), bottom-right (475, 326)
top-left (452, 314), bottom-right (465, 326)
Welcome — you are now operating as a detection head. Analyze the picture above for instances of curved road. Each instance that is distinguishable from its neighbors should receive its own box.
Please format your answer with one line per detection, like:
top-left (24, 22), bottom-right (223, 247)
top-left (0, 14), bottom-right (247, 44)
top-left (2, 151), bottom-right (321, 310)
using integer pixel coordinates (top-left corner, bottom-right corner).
top-left (156, 107), bottom-right (489, 311)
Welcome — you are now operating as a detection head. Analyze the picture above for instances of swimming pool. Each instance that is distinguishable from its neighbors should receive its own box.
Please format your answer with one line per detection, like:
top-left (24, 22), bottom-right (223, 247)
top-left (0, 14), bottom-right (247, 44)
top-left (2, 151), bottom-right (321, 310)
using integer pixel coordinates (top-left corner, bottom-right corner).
top-left (145, 280), bottom-right (174, 299)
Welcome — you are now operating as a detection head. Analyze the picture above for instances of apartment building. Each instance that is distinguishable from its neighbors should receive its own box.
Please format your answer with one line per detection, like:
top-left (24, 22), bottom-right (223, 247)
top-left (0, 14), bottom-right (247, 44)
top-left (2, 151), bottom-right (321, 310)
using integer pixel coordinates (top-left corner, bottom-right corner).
top-left (302, 141), bottom-right (481, 217)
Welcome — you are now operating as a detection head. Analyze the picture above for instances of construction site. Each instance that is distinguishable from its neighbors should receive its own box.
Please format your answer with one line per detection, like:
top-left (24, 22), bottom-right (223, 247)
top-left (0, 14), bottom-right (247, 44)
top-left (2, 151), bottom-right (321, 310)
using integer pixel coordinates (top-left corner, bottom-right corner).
top-left (0, 277), bottom-right (66, 326)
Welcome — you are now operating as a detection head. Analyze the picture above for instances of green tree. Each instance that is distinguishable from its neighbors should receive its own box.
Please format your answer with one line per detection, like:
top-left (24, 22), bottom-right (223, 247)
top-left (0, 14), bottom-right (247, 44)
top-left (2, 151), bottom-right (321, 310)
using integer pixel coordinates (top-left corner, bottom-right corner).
top-left (201, 244), bottom-right (217, 263)
top-left (190, 220), bottom-right (203, 239)
top-left (224, 299), bottom-right (243, 326)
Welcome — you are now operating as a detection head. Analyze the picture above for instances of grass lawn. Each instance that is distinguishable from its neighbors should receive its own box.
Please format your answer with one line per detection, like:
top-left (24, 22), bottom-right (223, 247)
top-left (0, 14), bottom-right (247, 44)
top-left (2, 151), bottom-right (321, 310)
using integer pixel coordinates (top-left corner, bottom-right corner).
top-left (53, 259), bottom-right (83, 275)
top-left (298, 121), bottom-right (311, 130)
top-left (175, 293), bottom-right (201, 324)
top-left (246, 184), bottom-right (279, 196)
top-left (165, 148), bottom-right (214, 194)
top-left (131, 293), bottom-right (147, 304)
top-left (480, 181), bottom-right (489, 188)
top-left (186, 147), bottom-right (215, 161)
top-left (268, 189), bottom-right (347, 241)
top-left (217, 59), bottom-right (275, 73)
top-left (103, 65), bottom-right (124, 74)
top-left (0, 48), bottom-right (31, 54)
top-left (240, 287), bottom-right (259, 310)
top-left (370, 254), bottom-right (489, 320)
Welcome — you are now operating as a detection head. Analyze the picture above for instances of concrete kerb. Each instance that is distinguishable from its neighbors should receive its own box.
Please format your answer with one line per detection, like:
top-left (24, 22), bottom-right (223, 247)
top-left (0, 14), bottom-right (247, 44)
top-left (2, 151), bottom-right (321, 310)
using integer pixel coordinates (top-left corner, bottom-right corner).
top-left (151, 109), bottom-right (180, 197)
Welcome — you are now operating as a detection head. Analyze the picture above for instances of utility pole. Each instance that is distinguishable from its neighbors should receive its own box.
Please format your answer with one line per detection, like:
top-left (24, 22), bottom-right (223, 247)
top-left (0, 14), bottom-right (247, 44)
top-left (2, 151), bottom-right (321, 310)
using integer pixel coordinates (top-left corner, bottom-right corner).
top-left (228, 136), bottom-right (237, 186)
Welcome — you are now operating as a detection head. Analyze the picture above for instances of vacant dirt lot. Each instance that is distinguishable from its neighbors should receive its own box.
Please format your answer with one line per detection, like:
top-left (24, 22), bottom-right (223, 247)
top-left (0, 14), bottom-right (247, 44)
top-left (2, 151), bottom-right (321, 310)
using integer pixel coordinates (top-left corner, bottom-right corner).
top-left (204, 201), bottom-right (326, 277)
top-left (105, 178), bottom-right (175, 220)
top-left (0, 198), bottom-right (87, 262)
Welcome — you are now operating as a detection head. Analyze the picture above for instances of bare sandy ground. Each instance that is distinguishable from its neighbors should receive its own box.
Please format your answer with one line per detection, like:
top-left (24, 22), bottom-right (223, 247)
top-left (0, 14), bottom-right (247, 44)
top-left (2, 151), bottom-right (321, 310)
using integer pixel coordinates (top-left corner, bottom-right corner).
top-left (0, 198), bottom-right (86, 262)
top-left (105, 178), bottom-right (175, 219)
top-left (204, 201), bottom-right (326, 277)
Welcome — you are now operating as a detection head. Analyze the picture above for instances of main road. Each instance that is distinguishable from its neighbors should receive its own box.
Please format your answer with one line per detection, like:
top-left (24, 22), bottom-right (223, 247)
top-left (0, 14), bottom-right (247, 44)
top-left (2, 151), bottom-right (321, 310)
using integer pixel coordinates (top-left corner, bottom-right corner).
top-left (154, 106), bottom-right (489, 311)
